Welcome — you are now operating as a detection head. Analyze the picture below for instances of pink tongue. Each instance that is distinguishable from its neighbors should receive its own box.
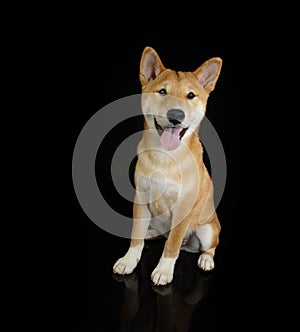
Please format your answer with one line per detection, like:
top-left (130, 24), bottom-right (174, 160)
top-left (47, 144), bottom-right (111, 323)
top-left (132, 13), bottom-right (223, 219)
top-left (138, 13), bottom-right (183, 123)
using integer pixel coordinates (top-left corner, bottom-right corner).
top-left (160, 127), bottom-right (181, 151)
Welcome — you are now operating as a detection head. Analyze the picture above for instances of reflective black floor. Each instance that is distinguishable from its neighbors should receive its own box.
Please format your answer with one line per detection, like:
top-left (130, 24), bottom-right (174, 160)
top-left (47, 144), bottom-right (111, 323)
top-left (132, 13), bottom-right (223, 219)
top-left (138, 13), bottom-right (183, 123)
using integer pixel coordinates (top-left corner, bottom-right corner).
top-left (74, 218), bottom-right (243, 332)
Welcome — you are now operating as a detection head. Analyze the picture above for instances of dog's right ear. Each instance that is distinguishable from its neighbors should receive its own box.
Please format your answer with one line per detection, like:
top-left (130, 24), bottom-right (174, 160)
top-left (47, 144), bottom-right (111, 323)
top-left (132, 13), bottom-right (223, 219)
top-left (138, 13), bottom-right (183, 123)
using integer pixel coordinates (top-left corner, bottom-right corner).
top-left (139, 47), bottom-right (166, 86)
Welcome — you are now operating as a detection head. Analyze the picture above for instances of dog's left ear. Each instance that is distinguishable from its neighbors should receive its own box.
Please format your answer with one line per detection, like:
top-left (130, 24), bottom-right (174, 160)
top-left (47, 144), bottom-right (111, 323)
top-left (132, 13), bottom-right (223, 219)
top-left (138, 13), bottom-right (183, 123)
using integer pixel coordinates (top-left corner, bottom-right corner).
top-left (139, 46), bottom-right (166, 86)
top-left (193, 58), bottom-right (222, 94)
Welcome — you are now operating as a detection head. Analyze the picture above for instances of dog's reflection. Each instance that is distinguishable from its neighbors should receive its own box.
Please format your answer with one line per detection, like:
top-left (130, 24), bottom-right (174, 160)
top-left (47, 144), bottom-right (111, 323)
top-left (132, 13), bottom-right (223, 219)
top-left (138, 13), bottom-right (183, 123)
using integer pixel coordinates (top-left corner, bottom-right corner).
top-left (112, 239), bottom-right (215, 332)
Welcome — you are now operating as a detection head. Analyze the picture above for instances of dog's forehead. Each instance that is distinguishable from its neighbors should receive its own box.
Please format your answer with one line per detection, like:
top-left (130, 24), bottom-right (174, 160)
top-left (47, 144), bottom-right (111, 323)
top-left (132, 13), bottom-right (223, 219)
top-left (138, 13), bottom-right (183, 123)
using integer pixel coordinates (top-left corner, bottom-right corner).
top-left (142, 68), bottom-right (207, 99)
top-left (159, 69), bottom-right (193, 80)
top-left (159, 70), bottom-right (200, 88)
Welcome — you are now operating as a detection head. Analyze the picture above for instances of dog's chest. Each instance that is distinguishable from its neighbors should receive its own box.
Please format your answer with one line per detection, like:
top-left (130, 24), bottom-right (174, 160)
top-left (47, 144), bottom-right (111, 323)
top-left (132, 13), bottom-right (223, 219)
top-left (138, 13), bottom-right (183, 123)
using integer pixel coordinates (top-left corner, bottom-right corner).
top-left (136, 170), bottom-right (181, 215)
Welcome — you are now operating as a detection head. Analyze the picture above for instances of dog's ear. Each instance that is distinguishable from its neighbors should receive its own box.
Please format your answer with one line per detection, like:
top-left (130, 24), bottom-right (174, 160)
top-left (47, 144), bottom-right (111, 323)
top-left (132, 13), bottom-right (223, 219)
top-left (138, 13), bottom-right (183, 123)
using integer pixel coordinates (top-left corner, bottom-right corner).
top-left (139, 47), bottom-right (166, 85)
top-left (193, 58), bottom-right (222, 94)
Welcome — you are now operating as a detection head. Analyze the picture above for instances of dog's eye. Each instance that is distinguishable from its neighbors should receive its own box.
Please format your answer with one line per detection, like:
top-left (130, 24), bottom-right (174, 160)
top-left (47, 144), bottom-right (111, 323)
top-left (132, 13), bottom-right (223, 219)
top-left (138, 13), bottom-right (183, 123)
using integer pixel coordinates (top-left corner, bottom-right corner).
top-left (187, 92), bottom-right (196, 99)
top-left (158, 88), bottom-right (167, 95)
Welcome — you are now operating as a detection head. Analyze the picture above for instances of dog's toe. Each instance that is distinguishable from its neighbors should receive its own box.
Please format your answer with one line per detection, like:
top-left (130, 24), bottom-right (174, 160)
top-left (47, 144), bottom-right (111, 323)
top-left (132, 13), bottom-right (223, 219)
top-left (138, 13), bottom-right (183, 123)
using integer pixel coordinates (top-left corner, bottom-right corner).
top-left (151, 257), bottom-right (176, 285)
top-left (151, 270), bottom-right (171, 286)
top-left (113, 261), bottom-right (126, 275)
top-left (113, 259), bottom-right (135, 275)
top-left (198, 254), bottom-right (215, 271)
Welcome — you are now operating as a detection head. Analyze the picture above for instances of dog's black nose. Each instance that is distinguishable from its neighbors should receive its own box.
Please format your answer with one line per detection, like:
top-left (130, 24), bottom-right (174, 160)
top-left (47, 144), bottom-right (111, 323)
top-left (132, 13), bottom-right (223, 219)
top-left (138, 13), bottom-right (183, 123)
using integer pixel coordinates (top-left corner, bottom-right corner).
top-left (167, 109), bottom-right (185, 125)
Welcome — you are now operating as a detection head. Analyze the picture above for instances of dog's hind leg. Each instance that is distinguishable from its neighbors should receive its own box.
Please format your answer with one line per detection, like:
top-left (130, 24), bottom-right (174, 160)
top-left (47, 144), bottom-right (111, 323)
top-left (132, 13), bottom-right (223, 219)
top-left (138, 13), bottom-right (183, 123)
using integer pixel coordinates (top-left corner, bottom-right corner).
top-left (195, 213), bottom-right (221, 271)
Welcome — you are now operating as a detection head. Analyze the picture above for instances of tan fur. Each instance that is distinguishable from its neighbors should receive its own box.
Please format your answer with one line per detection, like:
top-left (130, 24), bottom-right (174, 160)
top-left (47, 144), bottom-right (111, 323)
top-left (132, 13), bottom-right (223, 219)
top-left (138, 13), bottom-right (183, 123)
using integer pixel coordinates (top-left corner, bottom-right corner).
top-left (113, 46), bottom-right (222, 285)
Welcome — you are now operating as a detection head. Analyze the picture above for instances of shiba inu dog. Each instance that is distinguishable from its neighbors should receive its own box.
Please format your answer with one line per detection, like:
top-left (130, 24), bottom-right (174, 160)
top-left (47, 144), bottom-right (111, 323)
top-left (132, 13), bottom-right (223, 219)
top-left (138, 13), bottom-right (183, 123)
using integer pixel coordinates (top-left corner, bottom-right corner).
top-left (113, 46), bottom-right (222, 286)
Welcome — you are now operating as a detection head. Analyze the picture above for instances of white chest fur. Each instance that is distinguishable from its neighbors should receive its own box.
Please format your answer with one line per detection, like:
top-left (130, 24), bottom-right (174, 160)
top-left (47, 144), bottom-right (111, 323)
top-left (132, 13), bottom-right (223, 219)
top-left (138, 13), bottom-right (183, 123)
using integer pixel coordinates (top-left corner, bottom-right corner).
top-left (136, 170), bottom-right (181, 204)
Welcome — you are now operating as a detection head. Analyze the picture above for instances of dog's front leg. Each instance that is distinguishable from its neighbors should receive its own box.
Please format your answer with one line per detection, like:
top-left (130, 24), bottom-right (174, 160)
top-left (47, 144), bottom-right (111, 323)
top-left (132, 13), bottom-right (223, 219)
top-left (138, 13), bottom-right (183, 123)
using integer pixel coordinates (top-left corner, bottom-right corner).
top-left (151, 218), bottom-right (190, 285)
top-left (113, 202), bottom-right (151, 275)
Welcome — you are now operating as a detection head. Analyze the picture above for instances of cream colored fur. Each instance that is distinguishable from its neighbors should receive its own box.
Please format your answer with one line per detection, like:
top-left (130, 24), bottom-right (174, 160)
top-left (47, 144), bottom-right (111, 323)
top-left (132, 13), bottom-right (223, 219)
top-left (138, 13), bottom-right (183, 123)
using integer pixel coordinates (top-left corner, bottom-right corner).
top-left (113, 46), bottom-right (222, 285)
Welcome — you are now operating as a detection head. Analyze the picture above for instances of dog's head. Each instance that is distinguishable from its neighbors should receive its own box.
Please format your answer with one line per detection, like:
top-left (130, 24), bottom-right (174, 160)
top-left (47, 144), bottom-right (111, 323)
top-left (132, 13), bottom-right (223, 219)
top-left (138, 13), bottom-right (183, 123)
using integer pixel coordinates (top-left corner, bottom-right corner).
top-left (139, 46), bottom-right (222, 151)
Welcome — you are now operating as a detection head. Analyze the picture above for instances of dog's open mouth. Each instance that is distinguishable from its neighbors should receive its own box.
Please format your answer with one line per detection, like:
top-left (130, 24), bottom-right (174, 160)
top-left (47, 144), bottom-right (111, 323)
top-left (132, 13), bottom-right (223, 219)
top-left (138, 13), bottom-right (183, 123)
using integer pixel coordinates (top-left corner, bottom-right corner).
top-left (154, 118), bottom-right (188, 151)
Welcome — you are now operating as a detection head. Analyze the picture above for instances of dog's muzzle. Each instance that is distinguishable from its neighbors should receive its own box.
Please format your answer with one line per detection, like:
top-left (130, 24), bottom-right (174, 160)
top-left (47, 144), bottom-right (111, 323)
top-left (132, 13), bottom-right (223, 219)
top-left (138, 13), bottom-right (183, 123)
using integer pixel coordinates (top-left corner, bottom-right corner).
top-left (167, 109), bottom-right (185, 125)
top-left (154, 109), bottom-right (188, 151)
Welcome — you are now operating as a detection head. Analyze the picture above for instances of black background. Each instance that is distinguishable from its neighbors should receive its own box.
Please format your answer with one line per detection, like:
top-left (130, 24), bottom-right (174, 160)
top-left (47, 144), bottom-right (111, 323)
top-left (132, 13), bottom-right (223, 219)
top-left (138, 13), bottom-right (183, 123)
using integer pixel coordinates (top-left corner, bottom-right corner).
top-left (67, 24), bottom-right (245, 331)
top-left (9, 4), bottom-right (293, 330)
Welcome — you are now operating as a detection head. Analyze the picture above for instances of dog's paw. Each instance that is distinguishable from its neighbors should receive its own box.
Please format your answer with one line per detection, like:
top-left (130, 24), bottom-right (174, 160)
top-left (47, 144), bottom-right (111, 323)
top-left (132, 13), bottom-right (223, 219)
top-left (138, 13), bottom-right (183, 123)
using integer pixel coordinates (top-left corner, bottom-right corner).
top-left (151, 268), bottom-right (173, 286)
top-left (198, 253), bottom-right (214, 271)
top-left (113, 246), bottom-right (142, 275)
top-left (113, 256), bottom-right (138, 275)
top-left (151, 257), bottom-right (176, 286)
